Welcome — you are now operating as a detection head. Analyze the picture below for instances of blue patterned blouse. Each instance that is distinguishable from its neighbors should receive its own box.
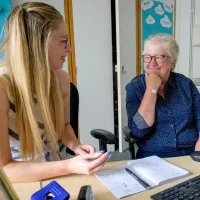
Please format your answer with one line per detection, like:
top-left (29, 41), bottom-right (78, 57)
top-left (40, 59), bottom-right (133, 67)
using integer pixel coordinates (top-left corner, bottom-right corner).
top-left (126, 72), bottom-right (200, 152)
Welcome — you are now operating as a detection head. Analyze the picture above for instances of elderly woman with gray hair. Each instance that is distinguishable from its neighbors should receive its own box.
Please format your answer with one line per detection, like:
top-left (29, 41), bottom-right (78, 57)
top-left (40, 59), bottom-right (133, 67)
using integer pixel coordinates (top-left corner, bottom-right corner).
top-left (126, 33), bottom-right (200, 159)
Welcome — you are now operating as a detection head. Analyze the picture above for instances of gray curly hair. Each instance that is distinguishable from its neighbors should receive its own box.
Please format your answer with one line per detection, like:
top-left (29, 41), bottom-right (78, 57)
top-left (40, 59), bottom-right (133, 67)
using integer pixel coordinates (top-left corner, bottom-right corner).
top-left (143, 33), bottom-right (180, 62)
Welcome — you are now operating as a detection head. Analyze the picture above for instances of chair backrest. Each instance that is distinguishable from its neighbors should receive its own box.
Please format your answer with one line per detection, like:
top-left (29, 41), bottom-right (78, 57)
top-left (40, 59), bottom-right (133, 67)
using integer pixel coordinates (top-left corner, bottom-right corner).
top-left (70, 82), bottom-right (79, 138)
top-left (65, 82), bottom-right (79, 156)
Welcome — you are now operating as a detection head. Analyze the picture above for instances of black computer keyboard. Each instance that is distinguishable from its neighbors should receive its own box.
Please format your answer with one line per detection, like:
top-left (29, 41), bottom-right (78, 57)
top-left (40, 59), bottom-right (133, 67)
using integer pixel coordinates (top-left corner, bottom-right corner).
top-left (151, 175), bottom-right (200, 200)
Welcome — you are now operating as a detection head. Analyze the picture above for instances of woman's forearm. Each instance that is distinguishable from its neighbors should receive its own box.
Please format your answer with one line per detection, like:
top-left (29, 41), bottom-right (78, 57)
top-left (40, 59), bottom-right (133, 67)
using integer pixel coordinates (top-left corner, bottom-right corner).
top-left (3, 159), bottom-right (72, 183)
top-left (61, 124), bottom-right (80, 151)
top-left (138, 89), bottom-right (157, 126)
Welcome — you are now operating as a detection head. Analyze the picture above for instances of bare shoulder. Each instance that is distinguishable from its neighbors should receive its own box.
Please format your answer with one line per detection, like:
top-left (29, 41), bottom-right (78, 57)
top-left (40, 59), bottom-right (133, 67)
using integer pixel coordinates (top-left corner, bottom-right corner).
top-left (55, 70), bottom-right (70, 96)
top-left (0, 77), bottom-right (9, 113)
top-left (56, 69), bottom-right (70, 83)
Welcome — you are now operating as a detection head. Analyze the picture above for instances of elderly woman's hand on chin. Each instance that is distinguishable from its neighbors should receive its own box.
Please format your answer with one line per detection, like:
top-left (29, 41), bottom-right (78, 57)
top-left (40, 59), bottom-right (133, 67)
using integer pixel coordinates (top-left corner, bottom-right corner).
top-left (145, 72), bottom-right (162, 92)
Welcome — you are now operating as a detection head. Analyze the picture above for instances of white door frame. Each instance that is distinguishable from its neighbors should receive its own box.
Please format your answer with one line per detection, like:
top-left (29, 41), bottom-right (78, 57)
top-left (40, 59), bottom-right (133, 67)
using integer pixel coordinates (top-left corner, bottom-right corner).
top-left (115, 0), bottom-right (137, 152)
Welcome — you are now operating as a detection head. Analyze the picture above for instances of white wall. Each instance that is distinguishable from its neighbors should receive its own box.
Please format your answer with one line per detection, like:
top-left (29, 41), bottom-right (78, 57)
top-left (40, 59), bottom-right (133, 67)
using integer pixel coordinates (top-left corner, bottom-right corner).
top-left (72, 0), bottom-right (114, 150)
top-left (12, 0), bottom-right (115, 151)
top-left (191, 0), bottom-right (200, 78)
top-left (175, 0), bottom-right (192, 77)
top-left (176, 0), bottom-right (200, 78)
top-left (194, 0), bottom-right (200, 26)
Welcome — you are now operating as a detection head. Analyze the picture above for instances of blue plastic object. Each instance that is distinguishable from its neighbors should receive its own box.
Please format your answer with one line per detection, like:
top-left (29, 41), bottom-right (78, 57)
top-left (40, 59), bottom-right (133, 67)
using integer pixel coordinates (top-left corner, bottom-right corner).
top-left (31, 181), bottom-right (70, 200)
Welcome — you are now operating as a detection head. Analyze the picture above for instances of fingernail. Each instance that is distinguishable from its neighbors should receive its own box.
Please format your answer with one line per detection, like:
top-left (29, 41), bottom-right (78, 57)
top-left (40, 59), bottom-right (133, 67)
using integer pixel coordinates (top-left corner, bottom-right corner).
top-left (107, 152), bottom-right (112, 162)
top-left (99, 150), bottom-right (105, 153)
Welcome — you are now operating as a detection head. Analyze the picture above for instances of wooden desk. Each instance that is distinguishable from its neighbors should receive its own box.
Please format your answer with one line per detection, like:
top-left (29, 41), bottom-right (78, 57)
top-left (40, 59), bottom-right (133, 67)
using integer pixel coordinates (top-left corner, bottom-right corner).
top-left (12, 156), bottom-right (200, 200)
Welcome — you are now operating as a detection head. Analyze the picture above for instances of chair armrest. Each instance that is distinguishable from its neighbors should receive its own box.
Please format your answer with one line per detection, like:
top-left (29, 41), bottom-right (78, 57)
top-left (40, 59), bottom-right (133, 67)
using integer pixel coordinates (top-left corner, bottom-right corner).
top-left (90, 129), bottom-right (118, 144)
top-left (122, 126), bottom-right (138, 144)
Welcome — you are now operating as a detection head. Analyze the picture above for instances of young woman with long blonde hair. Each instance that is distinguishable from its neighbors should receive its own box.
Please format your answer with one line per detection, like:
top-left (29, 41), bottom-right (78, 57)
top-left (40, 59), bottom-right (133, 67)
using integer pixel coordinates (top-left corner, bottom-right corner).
top-left (0, 2), bottom-right (109, 183)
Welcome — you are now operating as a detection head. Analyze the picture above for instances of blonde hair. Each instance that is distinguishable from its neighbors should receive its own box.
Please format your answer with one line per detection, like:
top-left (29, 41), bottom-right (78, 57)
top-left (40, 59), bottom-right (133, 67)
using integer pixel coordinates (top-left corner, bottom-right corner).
top-left (144, 33), bottom-right (180, 62)
top-left (0, 2), bottom-right (65, 160)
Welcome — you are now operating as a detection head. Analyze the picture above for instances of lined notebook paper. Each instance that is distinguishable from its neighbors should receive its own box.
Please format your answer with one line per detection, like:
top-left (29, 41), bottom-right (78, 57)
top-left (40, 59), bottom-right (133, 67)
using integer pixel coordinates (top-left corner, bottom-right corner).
top-left (95, 156), bottom-right (190, 198)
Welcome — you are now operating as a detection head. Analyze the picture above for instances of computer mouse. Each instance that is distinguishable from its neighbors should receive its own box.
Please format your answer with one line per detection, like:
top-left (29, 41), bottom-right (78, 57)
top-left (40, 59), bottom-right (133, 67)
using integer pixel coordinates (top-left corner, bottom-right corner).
top-left (190, 151), bottom-right (200, 162)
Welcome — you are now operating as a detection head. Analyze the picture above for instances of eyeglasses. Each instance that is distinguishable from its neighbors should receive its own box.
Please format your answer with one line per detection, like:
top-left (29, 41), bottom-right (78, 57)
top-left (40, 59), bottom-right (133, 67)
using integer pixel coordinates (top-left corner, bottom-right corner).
top-left (142, 55), bottom-right (171, 63)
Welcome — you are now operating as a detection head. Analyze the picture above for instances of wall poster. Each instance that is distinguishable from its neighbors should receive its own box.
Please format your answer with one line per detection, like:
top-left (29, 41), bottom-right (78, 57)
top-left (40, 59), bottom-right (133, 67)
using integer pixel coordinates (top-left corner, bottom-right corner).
top-left (141, 0), bottom-right (175, 72)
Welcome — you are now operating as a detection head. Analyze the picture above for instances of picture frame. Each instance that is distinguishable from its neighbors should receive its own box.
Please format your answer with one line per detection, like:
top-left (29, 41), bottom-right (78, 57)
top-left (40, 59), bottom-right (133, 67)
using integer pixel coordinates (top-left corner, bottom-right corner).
top-left (0, 0), bottom-right (12, 68)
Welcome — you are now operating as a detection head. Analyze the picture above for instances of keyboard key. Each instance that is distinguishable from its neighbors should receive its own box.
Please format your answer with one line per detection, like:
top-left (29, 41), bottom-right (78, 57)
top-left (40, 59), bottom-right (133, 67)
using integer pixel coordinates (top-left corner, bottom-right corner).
top-left (188, 196), bottom-right (195, 199)
top-left (195, 192), bottom-right (200, 196)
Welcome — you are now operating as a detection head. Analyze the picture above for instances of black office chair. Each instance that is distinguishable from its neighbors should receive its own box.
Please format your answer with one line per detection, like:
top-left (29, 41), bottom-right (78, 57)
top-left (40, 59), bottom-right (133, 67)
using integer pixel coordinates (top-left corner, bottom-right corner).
top-left (90, 127), bottom-right (138, 159)
top-left (65, 82), bottom-right (79, 156)
top-left (70, 82), bottom-right (79, 138)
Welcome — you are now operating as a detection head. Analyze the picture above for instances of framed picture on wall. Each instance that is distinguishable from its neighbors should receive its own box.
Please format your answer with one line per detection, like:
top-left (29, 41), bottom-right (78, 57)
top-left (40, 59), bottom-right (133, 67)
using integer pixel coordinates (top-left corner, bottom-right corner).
top-left (141, 0), bottom-right (175, 73)
top-left (0, 0), bottom-right (12, 69)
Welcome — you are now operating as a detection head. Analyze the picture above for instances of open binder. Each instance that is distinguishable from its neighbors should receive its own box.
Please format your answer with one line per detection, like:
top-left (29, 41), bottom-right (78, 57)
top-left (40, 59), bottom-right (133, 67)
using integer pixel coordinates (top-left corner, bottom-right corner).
top-left (95, 156), bottom-right (190, 198)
